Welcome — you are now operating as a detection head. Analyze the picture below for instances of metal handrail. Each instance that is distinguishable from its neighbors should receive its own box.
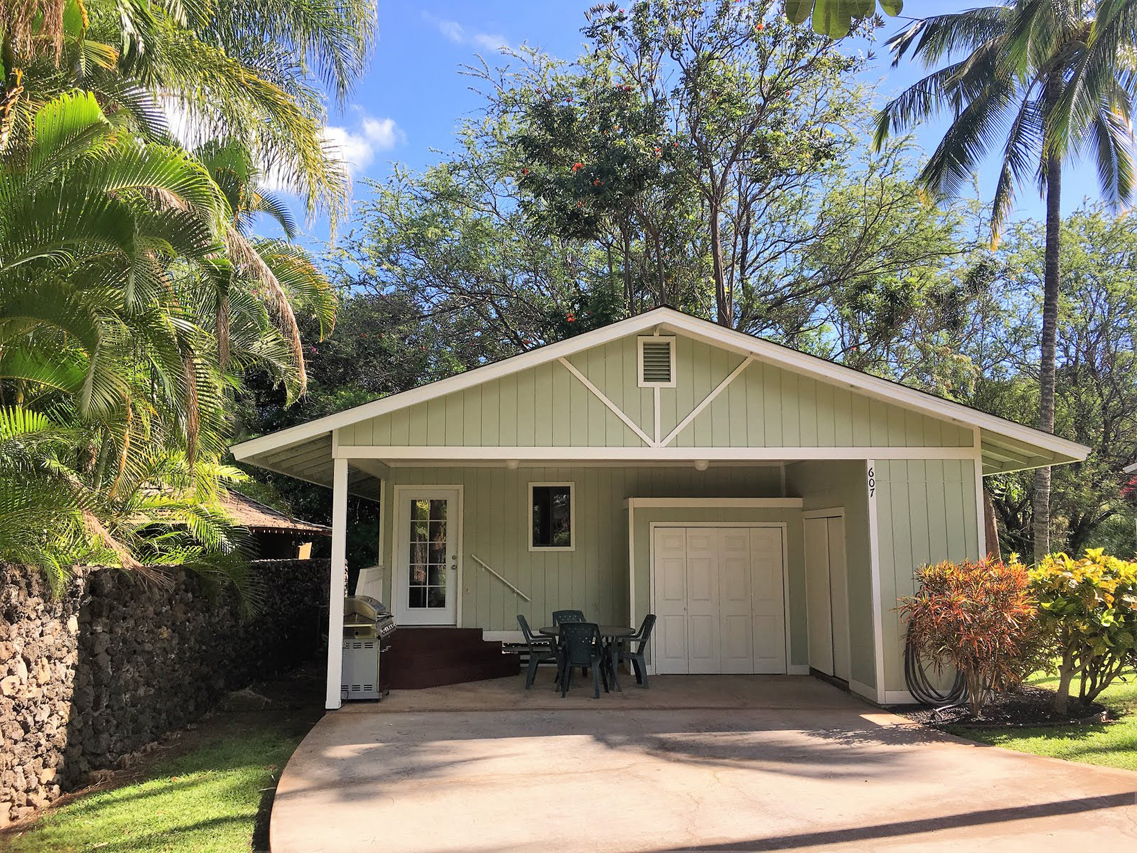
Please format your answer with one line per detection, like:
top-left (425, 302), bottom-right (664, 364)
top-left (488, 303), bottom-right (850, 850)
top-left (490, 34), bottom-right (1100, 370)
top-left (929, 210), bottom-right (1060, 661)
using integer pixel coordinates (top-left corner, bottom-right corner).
top-left (469, 553), bottom-right (531, 602)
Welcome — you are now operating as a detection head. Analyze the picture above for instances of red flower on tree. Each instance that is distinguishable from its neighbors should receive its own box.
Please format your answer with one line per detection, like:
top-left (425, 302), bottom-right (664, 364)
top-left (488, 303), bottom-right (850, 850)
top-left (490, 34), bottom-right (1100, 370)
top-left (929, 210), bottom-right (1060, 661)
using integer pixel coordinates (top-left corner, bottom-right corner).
top-left (566, 313), bottom-right (576, 323)
top-left (572, 162), bottom-right (584, 172)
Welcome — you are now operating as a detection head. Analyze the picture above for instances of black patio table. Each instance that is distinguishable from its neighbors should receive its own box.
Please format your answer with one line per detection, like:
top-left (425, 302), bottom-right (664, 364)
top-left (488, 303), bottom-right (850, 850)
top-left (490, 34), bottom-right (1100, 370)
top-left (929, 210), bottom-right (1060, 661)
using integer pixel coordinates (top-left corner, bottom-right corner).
top-left (540, 625), bottom-right (635, 692)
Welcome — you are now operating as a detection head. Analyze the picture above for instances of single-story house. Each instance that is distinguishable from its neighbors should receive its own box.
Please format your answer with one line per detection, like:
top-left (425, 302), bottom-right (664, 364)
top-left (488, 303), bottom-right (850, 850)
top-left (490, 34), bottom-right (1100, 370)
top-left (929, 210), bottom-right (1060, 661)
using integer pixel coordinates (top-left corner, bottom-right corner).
top-left (231, 307), bottom-right (1088, 709)
top-left (221, 490), bottom-right (330, 560)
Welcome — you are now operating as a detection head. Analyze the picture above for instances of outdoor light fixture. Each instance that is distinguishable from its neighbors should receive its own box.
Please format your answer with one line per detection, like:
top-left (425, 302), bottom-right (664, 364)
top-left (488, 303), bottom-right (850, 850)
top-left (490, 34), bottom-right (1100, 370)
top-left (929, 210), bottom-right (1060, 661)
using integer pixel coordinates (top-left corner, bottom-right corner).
top-left (694, 459), bottom-right (709, 471)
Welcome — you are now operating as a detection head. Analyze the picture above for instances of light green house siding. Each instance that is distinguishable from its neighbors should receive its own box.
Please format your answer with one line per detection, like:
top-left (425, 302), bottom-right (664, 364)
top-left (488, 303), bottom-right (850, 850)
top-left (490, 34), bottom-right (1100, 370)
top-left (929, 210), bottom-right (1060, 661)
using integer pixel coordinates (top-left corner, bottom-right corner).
top-left (376, 465), bottom-right (785, 633)
top-left (785, 460), bottom-right (876, 689)
top-left (874, 459), bottom-right (981, 694)
top-left (628, 505), bottom-right (808, 669)
top-left (335, 332), bottom-right (975, 450)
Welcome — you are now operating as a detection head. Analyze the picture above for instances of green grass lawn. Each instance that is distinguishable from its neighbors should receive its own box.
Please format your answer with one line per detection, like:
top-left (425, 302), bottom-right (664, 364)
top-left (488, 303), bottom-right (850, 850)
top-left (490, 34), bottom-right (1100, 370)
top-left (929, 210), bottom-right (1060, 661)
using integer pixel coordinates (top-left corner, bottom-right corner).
top-left (0, 670), bottom-right (323, 853)
top-left (948, 673), bottom-right (1137, 773)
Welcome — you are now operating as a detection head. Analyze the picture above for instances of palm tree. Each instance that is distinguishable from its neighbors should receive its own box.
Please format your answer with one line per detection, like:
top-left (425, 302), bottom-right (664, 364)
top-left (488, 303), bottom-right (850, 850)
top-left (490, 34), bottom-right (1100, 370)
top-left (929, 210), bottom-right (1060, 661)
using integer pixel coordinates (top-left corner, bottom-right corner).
top-left (0, 91), bottom-right (328, 586)
top-left (2, 0), bottom-right (376, 219)
top-left (874, 2), bottom-right (1137, 558)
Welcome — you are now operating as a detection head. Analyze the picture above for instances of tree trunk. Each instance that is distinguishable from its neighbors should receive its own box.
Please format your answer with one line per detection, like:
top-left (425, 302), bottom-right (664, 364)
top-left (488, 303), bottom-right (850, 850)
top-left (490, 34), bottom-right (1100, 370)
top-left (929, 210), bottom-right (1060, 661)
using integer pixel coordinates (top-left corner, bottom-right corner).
top-left (1033, 150), bottom-right (1062, 560)
top-left (709, 198), bottom-right (731, 327)
top-left (983, 487), bottom-right (1001, 561)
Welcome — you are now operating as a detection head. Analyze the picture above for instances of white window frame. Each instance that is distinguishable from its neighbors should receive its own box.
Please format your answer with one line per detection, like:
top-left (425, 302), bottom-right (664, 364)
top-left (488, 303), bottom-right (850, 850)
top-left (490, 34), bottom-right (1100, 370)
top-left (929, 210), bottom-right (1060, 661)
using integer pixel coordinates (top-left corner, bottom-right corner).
top-left (637, 336), bottom-right (677, 388)
top-left (528, 481), bottom-right (576, 552)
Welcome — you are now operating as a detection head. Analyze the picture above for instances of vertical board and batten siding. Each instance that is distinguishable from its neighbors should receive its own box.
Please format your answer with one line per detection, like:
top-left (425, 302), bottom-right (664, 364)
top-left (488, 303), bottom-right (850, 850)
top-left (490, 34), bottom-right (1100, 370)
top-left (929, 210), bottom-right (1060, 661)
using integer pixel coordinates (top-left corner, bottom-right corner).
top-left (874, 459), bottom-right (980, 693)
top-left (379, 465), bottom-right (784, 633)
top-left (628, 506), bottom-right (807, 669)
top-left (334, 331), bottom-right (976, 450)
top-left (784, 461), bottom-right (876, 690)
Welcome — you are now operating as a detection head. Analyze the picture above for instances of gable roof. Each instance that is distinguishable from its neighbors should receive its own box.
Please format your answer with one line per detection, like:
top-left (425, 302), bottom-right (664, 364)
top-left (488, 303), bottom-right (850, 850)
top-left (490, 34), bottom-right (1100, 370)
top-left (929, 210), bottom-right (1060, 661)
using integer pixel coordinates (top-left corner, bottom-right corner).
top-left (232, 307), bottom-right (1088, 490)
top-left (222, 491), bottom-right (330, 536)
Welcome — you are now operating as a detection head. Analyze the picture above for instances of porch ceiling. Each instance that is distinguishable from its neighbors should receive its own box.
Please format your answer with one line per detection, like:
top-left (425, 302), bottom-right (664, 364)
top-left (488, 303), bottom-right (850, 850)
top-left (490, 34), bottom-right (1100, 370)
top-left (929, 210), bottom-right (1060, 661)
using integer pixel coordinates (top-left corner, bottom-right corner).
top-left (238, 434), bottom-right (383, 500)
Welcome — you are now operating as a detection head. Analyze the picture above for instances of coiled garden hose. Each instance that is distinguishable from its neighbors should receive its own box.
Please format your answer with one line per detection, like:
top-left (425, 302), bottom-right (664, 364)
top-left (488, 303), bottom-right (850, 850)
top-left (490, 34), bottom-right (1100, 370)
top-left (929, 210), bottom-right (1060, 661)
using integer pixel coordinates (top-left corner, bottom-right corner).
top-left (904, 620), bottom-right (968, 708)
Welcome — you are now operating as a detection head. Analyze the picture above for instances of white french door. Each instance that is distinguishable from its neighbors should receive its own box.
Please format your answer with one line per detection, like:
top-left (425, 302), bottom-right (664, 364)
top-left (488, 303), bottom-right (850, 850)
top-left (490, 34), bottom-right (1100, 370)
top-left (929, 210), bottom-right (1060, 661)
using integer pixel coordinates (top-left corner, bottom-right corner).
top-left (393, 487), bottom-right (461, 625)
top-left (652, 526), bottom-right (787, 675)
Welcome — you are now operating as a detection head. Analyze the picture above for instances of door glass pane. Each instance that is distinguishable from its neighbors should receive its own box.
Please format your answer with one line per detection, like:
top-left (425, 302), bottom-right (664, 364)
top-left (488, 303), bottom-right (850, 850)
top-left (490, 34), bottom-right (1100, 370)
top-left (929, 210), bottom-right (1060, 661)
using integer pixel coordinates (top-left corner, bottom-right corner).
top-left (408, 497), bottom-right (448, 610)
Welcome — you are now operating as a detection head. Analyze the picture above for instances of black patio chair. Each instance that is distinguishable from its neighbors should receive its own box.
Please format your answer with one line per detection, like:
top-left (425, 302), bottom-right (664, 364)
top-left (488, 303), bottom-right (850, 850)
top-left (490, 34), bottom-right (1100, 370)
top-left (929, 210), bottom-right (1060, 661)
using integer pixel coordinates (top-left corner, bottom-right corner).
top-left (517, 614), bottom-right (559, 690)
top-left (616, 614), bottom-right (656, 688)
top-left (558, 622), bottom-right (607, 699)
top-left (551, 609), bottom-right (585, 625)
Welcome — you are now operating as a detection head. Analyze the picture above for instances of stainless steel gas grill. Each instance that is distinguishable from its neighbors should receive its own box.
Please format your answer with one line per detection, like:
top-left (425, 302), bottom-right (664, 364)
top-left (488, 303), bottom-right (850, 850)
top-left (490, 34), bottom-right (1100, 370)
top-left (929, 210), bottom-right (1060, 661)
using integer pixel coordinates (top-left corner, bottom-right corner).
top-left (341, 596), bottom-right (396, 701)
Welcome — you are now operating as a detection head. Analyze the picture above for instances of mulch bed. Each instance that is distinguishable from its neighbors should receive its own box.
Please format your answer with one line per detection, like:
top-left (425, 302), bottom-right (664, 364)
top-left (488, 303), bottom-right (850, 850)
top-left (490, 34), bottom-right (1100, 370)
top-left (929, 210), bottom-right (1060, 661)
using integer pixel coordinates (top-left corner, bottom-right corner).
top-left (899, 685), bottom-right (1110, 729)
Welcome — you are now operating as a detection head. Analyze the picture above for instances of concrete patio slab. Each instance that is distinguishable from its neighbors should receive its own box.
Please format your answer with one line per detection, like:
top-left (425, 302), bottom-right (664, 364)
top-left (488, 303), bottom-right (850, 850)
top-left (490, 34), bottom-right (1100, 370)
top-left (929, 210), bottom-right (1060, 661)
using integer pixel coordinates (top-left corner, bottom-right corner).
top-left (271, 676), bottom-right (1137, 853)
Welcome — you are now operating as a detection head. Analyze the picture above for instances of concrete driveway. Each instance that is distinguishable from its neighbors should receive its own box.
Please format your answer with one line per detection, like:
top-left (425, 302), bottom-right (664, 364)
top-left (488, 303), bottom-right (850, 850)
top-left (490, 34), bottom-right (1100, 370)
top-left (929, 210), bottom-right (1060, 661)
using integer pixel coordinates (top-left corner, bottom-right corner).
top-left (271, 676), bottom-right (1137, 852)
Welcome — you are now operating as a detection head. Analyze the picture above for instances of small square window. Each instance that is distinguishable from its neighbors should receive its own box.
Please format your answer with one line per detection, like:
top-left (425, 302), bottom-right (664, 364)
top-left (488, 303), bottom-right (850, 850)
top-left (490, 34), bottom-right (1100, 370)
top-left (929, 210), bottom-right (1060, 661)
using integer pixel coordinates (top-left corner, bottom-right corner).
top-left (530, 483), bottom-right (574, 551)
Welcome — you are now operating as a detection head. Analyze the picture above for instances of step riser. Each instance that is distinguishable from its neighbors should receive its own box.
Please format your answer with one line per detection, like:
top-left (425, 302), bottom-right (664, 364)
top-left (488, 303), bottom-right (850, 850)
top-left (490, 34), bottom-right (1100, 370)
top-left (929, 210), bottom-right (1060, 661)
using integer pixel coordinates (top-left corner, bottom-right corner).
top-left (385, 627), bottom-right (519, 689)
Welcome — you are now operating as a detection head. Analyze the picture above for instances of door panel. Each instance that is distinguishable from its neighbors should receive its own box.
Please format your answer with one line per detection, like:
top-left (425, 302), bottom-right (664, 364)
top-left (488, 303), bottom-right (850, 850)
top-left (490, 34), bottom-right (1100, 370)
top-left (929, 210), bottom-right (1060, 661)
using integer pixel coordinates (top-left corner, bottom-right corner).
top-left (685, 529), bottom-right (720, 673)
top-left (719, 530), bottom-right (754, 673)
top-left (750, 527), bottom-right (787, 673)
top-left (395, 488), bottom-right (460, 625)
top-left (653, 528), bottom-right (689, 674)
top-left (804, 516), bottom-right (835, 675)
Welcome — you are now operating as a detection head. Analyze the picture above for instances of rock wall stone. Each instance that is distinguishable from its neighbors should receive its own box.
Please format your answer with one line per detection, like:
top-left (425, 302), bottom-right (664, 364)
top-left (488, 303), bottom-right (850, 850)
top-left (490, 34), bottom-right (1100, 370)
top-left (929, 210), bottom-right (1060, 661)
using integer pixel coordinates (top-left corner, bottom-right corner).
top-left (0, 559), bottom-right (328, 825)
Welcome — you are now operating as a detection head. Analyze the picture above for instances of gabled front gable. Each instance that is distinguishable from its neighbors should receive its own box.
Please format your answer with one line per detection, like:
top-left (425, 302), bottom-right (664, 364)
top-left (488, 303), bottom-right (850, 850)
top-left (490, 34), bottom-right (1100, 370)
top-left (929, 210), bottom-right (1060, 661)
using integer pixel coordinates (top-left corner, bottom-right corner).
top-left (232, 307), bottom-right (1088, 489)
top-left (335, 329), bottom-right (975, 451)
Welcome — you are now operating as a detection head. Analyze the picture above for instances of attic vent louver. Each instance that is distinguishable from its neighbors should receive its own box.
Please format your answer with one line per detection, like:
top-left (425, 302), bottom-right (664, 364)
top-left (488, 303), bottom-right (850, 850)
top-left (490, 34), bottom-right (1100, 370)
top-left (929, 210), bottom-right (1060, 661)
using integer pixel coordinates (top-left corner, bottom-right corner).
top-left (638, 337), bottom-right (676, 387)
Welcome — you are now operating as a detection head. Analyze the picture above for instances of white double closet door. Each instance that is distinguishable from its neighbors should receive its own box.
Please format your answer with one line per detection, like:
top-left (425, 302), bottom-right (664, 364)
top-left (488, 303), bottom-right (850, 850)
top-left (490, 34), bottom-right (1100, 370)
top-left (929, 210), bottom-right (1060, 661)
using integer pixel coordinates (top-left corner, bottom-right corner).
top-left (654, 526), bottom-right (786, 675)
top-left (804, 514), bottom-right (851, 681)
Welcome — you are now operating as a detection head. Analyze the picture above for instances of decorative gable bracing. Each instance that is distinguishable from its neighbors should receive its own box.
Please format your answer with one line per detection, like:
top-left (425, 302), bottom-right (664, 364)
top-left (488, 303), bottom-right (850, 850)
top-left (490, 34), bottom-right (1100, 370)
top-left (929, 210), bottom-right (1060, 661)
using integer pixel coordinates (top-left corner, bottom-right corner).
top-left (335, 331), bottom-right (974, 451)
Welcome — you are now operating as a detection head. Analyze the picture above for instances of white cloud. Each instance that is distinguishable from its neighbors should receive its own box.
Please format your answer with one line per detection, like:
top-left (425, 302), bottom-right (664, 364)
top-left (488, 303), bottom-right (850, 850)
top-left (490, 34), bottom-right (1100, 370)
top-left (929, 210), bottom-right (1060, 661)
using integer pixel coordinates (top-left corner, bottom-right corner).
top-left (323, 116), bottom-right (405, 175)
top-left (424, 12), bottom-right (510, 52)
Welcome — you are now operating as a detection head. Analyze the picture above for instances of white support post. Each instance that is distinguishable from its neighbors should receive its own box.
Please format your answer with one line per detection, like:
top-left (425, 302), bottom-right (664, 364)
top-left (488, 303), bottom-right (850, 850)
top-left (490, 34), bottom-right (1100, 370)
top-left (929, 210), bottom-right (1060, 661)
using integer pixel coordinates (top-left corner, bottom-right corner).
top-left (325, 457), bottom-right (349, 710)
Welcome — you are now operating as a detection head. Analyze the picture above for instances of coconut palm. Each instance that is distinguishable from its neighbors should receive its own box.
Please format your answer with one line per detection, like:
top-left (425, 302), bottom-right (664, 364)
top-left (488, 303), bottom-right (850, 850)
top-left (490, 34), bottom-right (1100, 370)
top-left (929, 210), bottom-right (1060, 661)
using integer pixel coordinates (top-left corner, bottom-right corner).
top-left (1, 0), bottom-right (376, 218)
top-left (0, 91), bottom-right (326, 587)
top-left (873, 1), bottom-right (1137, 558)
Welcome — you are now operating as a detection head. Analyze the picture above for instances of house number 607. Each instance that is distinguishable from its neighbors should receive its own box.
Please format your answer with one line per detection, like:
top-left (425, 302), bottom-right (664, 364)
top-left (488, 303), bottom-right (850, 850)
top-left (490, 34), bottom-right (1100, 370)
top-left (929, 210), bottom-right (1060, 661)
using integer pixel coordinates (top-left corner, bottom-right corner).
top-left (867, 466), bottom-right (876, 498)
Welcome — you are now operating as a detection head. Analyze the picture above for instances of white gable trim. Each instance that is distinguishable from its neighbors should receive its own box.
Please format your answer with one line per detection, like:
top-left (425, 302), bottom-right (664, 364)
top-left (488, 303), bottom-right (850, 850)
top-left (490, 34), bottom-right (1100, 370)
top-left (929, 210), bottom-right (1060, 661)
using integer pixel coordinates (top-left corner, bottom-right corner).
top-left (232, 307), bottom-right (1088, 464)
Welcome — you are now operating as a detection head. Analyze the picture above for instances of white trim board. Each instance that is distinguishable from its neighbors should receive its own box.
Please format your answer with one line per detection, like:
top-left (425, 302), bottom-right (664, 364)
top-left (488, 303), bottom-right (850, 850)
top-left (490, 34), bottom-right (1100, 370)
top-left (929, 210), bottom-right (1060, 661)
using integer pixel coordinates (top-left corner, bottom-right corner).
top-left (625, 497), bottom-right (802, 509)
top-left (865, 459), bottom-right (886, 705)
top-left (232, 307), bottom-right (1088, 466)
top-left (335, 446), bottom-right (988, 462)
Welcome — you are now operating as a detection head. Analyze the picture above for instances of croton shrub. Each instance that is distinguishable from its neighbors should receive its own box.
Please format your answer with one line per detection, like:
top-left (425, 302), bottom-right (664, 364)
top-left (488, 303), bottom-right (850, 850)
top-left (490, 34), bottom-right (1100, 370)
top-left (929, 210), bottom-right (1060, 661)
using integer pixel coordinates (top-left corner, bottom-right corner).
top-left (1031, 550), bottom-right (1137, 714)
top-left (899, 557), bottom-right (1042, 716)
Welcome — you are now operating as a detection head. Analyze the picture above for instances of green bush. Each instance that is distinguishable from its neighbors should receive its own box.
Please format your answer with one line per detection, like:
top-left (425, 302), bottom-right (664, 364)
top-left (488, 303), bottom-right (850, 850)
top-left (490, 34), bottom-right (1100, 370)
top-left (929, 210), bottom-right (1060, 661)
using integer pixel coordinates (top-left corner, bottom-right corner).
top-left (1031, 549), bottom-right (1137, 714)
top-left (900, 558), bottom-right (1042, 716)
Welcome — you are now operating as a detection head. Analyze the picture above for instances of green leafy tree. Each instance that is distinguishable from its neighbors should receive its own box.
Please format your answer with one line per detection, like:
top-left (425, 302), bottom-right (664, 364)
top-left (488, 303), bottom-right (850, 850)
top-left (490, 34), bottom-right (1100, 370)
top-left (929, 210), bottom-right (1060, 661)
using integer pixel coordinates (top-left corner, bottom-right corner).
top-left (1032, 549), bottom-right (1137, 714)
top-left (874, 1), bottom-right (1137, 558)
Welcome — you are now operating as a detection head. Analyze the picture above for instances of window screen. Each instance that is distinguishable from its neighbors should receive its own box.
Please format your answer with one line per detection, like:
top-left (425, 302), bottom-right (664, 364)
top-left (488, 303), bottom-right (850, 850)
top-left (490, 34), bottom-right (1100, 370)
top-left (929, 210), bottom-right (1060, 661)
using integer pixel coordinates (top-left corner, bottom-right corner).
top-left (531, 484), bottom-right (573, 549)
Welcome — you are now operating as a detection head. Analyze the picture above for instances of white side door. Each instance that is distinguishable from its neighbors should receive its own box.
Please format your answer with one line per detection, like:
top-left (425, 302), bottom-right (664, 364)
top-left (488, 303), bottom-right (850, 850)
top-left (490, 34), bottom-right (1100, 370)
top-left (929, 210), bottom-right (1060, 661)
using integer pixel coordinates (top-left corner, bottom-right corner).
top-left (804, 516), bottom-right (834, 675)
top-left (684, 528), bottom-right (720, 674)
top-left (653, 527), bottom-right (689, 674)
top-left (394, 487), bottom-right (461, 626)
top-left (827, 516), bottom-right (851, 682)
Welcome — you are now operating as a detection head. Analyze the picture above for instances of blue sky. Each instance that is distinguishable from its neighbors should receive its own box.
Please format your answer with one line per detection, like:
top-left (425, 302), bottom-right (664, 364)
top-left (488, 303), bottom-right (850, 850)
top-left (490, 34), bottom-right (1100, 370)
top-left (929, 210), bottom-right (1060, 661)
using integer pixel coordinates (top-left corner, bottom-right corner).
top-left (303, 2), bottom-right (1107, 246)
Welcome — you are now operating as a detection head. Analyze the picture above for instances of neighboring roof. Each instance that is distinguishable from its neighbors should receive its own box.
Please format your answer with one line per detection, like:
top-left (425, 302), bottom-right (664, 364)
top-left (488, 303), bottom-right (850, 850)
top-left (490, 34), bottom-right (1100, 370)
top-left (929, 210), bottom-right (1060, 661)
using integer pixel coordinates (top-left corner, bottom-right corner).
top-left (1125, 462), bottom-right (1137, 475)
top-left (232, 307), bottom-right (1089, 488)
top-left (222, 491), bottom-right (330, 536)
